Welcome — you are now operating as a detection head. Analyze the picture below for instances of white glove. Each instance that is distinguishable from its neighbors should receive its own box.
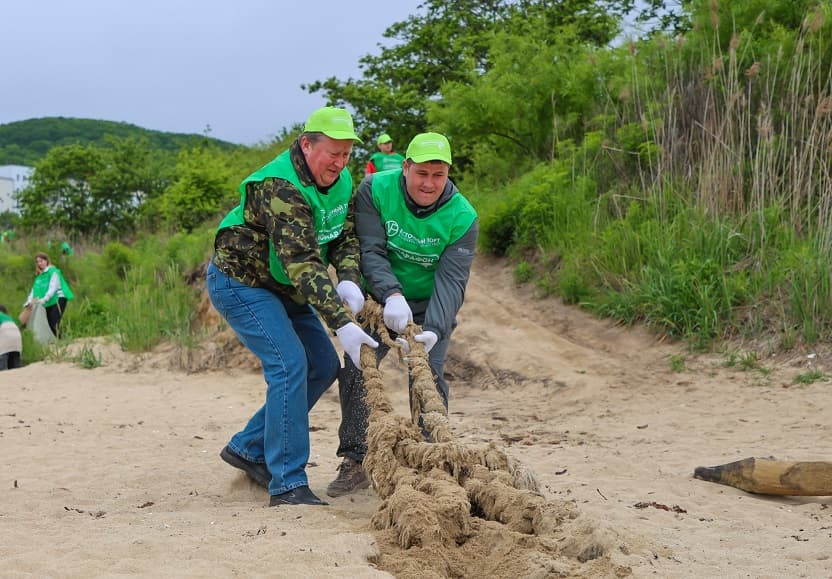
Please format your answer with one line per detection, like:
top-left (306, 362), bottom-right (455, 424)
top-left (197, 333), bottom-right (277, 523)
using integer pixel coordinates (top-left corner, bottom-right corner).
top-left (335, 280), bottom-right (364, 315)
top-left (335, 322), bottom-right (379, 366)
top-left (394, 337), bottom-right (410, 355)
top-left (414, 330), bottom-right (438, 353)
top-left (383, 295), bottom-right (413, 334)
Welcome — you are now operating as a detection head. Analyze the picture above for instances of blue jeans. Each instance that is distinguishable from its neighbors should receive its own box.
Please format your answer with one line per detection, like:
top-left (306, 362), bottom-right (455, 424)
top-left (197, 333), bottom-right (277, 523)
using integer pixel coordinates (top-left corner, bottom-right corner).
top-left (206, 262), bottom-right (338, 495)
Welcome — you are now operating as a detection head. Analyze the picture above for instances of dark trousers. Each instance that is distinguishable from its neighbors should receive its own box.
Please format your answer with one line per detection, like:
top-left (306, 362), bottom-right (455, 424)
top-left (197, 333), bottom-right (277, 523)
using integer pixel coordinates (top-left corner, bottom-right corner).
top-left (336, 324), bottom-right (452, 463)
top-left (0, 351), bottom-right (21, 370)
top-left (46, 298), bottom-right (67, 338)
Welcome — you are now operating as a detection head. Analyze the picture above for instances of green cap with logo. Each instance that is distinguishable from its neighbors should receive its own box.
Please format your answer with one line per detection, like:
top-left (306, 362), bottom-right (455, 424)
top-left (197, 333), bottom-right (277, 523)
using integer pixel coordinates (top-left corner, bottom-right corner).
top-left (377, 133), bottom-right (393, 145)
top-left (304, 106), bottom-right (363, 143)
top-left (405, 132), bottom-right (452, 165)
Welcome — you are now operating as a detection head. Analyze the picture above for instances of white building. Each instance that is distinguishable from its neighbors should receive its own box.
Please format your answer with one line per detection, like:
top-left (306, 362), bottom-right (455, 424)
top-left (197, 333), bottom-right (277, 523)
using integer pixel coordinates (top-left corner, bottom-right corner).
top-left (0, 165), bottom-right (34, 213)
top-left (0, 177), bottom-right (14, 213)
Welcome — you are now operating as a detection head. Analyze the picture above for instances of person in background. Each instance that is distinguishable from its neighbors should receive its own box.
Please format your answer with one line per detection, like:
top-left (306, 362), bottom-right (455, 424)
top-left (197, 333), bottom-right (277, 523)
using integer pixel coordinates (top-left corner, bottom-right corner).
top-left (24, 252), bottom-right (74, 338)
top-left (365, 133), bottom-right (405, 175)
top-left (207, 106), bottom-right (378, 507)
top-left (327, 132), bottom-right (478, 497)
top-left (0, 304), bottom-right (23, 370)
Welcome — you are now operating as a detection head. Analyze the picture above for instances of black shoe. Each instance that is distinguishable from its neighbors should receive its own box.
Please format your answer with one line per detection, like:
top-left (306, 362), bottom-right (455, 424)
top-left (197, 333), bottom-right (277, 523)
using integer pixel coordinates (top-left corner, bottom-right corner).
top-left (220, 445), bottom-right (271, 488)
top-left (269, 486), bottom-right (329, 506)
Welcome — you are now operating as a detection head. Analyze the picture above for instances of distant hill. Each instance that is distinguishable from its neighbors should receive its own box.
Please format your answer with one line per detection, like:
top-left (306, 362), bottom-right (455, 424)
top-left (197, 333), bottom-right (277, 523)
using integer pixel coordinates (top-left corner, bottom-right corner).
top-left (0, 117), bottom-right (243, 165)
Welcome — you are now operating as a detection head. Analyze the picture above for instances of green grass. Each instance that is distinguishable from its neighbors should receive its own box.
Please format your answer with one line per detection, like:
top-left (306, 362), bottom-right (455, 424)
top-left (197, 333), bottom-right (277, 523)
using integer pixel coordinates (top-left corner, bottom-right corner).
top-left (670, 355), bottom-right (686, 373)
top-left (72, 343), bottom-right (102, 369)
top-left (792, 369), bottom-right (829, 385)
top-left (1, 230), bottom-right (210, 366)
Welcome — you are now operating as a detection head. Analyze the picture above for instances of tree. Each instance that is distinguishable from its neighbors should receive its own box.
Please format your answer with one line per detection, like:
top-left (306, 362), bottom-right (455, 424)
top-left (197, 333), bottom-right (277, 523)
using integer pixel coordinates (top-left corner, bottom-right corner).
top-left (430, 27), bottom-right (606, 182)
top-left (17, 138), bottom-right (169, 236)
top-left (155, 146), bottom-right (236, 232)
top-left (18, 143), bottom-right (107, 235)
top-left (305, 0), bottom-right (643, 157)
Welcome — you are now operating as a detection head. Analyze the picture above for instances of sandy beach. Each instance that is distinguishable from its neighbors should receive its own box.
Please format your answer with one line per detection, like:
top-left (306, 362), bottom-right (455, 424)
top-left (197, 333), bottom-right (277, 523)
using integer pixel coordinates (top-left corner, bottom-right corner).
top-left (2, 256), bottom-right (830, 578)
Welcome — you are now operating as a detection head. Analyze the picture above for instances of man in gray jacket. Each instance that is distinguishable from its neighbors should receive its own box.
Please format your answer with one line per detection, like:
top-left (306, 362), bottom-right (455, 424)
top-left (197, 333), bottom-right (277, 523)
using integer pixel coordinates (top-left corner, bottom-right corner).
top-left (327, 132), bottom-right (478, 497)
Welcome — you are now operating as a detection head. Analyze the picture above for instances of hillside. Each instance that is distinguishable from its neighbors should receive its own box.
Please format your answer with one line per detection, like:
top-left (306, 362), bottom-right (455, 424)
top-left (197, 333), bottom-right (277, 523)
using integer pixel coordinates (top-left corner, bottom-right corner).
top-left (0, 117), bottom-right (242, 165)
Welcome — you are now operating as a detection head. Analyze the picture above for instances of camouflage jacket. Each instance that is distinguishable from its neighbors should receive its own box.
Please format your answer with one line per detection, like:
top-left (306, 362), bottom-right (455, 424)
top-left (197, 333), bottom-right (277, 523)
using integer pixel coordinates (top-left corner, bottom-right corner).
top-left (212, 139), bottom-right (360, 331)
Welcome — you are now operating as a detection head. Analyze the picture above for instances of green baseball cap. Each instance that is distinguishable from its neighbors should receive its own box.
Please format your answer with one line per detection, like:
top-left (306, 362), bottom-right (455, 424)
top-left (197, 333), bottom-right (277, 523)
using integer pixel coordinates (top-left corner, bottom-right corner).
top-left (377, 133), bottom-right (393, 145)
top-left (406, 132), bottom-right (452, 165)
top-left (303, 106), bottom-right (363, 143)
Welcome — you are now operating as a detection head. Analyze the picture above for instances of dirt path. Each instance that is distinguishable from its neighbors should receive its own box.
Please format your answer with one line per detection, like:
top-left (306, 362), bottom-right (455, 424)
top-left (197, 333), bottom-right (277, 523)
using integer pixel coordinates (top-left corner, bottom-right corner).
top-left (445, 256), bottom-right (832, 577)
top-left (1, 256), bottom-right (830, 577)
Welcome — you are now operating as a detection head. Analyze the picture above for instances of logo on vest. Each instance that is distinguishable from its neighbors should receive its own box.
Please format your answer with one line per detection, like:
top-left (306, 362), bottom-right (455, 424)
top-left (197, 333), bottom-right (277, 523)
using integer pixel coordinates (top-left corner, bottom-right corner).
top-left (385, 220), bottom-right (400, 237)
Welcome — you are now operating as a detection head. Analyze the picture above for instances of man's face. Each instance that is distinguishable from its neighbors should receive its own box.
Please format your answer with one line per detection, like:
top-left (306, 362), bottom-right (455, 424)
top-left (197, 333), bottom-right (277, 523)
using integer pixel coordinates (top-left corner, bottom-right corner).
top-left (301, 135), bottom-right (353, 187)
top-left (378, 142), bottom-right (393, 154)
top-left (403, 160), bottom-right (449, 207)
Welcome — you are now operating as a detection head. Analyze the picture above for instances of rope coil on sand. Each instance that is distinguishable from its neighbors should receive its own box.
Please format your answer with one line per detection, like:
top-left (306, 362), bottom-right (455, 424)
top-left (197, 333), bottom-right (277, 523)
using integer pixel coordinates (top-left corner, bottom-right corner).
top-left (357, 299), bottom-right (559, 547)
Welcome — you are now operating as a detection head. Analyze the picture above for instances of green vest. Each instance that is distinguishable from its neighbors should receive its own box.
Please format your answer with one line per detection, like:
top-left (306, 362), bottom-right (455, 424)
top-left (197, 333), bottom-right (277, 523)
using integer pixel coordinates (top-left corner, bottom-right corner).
top-left (217, 149), bottom-right (353, 286)
top-left (370, 152), bottom-right (405, 172)
top-left (32, 265), bottom-right (75, 307)
top-left (371, 170), bottom-right (477, 301)
top-left (0, 312), bottom-right (14, 324)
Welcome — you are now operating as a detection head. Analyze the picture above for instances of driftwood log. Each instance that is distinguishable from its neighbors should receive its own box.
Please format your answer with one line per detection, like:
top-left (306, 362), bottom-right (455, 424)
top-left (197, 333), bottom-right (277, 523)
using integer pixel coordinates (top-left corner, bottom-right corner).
top-left (694, 457), bottom-right (832, 496)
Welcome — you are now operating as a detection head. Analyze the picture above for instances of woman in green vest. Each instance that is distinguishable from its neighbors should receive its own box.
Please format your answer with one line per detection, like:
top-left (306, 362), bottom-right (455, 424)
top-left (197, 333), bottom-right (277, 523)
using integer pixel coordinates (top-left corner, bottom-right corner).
top-left (25, 252), bottom-right (74, 338)
top-left (327, 132), bottom-right (479, 497)
top-left (207, 106), bottom-right (378, 507)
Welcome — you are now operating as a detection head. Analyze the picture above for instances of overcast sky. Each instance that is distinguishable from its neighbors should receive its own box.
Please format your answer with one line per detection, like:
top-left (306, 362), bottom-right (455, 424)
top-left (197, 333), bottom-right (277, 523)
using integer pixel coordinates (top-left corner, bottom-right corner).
top-left (1, 1), bottom-right (423, 145)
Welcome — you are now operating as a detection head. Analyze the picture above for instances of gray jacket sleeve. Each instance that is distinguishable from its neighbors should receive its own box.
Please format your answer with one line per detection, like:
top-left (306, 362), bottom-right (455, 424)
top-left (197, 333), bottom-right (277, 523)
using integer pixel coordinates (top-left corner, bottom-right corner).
top-left (354, 175), bottom-right (403, 302)
top-left (421, 220), bottom-right (478, 341)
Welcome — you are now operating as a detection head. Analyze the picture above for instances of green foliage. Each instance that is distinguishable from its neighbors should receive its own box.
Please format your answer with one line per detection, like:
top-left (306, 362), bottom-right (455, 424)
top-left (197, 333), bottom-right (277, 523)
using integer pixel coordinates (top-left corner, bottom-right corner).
top-left (779, 243), bottom-right (832, 344)
top-left (479, 200), bottom-right (518, 256)
top-left (0, 210), bottom-right (21, 230)
top-left (792, 369), bottom-right (829, 385)
top-left (722, 350), bottom-right (767, 373)
top-left (512, 261), bottom-right (533, 284)
top-left (0, 248), bottom-right (36, 301)
top-left (72, 343), bottom-right (102, 369)
top-left (1, 228), bottom-right (211, 368)
top-left (113, 264), bottom-right (197, 352)
top-left (670, 354), bottom-right (687, 372)
top-left (155, 146), bottom-right (236, 232)
top-left (431, 30), bottom-right (607, 183)
top-left (556, 257), bottom-right (596, 305)
top-left (17, 138), bottom-right (170, 236)
top-left (477, 151), bottom-right (598, 258)
top-left (306, 0), bottom-right (640, 166)
top-left (0, 117), bottom-right (240, 166)
top-left (102, 242), bottom-right (136, 281)
top-left (164, 226), bottom-right (216, 272)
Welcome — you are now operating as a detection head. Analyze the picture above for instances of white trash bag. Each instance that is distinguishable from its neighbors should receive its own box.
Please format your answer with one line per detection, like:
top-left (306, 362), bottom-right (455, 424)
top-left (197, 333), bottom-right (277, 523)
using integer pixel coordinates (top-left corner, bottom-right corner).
top-left (29, 302), bottom-right (56, 345)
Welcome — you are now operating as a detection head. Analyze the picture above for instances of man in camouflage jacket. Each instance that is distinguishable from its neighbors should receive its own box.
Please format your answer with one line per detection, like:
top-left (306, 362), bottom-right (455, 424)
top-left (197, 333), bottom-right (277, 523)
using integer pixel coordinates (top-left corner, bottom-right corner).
top-left (207, 107), bottom-right (377, 507)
